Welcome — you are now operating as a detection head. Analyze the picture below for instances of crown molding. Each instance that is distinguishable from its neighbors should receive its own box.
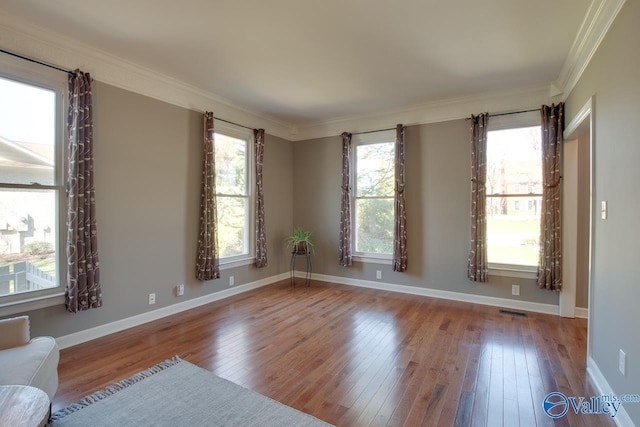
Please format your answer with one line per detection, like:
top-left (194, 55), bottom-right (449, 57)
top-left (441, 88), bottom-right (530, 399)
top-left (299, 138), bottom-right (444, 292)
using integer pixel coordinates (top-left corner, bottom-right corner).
top-left (0, 11), bottom-right (295, 141)
top-left (555, 0), bottom-right (626, 100)
top-left (291, 83), bottom-right (556, 141)
top-left (1, 1), bottom-right (622, 143)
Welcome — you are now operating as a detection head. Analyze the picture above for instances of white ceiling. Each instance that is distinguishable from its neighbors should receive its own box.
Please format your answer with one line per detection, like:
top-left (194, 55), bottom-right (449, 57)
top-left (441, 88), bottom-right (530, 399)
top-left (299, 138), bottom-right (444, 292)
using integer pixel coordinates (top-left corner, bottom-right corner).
top-left (0, 0), bottom-right (615, 138)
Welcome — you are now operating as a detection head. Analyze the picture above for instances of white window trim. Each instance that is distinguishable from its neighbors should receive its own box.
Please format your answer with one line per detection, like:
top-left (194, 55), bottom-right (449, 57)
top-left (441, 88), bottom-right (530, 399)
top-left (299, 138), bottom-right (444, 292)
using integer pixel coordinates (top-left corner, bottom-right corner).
top-left (488, 263), bottom-right (537, 279)
top-left (487, 110), bottom-right (539, 132)
top-left (213, 121), bottom-right (255, 264)
top-left (485, 112), bottom-right (541, 275)
top-left (0, 292), bottom-right (65, 317)
top-left (219, 257), bottom-right (255, 270)
top-left (351, 130), bottom-right (395, 262)
top-left (352, 254), bottom-right (392, 265)
top-left (0, 54), bottom-right (68, 310)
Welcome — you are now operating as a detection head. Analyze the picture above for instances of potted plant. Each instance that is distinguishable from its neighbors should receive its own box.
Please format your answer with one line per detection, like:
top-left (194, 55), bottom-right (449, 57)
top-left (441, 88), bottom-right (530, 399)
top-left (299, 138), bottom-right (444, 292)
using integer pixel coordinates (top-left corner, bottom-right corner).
top-left (286, 227), bottom-right (315, 254)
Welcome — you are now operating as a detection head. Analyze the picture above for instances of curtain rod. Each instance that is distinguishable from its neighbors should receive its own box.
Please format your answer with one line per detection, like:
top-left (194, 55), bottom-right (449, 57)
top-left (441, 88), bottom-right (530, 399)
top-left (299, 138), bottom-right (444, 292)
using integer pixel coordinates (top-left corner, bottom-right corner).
top-left (1, 48), bottom-right (74, 75)
top-left (351, 126), bottom-right (397, 136)
top-left (214, 117), bottom-right (256, 132)
top-left (466, 108), bottom-right (539, 120)
top-left (1, 49), bottom-right (261, 132)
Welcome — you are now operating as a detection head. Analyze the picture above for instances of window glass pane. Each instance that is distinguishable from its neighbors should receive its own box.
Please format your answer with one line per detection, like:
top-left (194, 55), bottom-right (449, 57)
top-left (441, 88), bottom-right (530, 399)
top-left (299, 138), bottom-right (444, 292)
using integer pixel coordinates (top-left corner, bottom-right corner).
top-left (487, 195), bottom-right (541, 266)
top-left (217, 196), bottom-right (248, 258)
top-left (355, 198), bottom-right (393, 254)
top-left (356, 142), bottom-right (394, 197)
top-left (214, 134), bottom-right (246, 196)
top-left (486, 126), bottom-right (542, 267)
top-left (0, 77), bottom-right (56, 185)
top-left (0, 189), bottom-right (57, 297)
top-left (486, 126), bottom-right (541, 195)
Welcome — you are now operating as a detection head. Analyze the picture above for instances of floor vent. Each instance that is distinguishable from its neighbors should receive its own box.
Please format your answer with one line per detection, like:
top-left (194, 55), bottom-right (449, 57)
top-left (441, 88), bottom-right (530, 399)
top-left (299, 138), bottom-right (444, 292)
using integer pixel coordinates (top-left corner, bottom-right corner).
top-left (499, 309), bottom-right (527, 317)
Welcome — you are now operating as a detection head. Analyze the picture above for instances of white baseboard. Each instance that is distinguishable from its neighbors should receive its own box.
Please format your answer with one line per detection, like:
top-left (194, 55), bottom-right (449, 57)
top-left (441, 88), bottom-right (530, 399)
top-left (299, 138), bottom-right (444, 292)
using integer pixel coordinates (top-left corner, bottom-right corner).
top-left (296, 271), bottom-right (560, 316)
top-left (56, 270), bottom-right (571, 349)
top-left (55, 272), bottom-right (289, 349)
top-left (587, 356), bottom-right (636, 427)
top-left (575, 307), bottom-right (589, 319)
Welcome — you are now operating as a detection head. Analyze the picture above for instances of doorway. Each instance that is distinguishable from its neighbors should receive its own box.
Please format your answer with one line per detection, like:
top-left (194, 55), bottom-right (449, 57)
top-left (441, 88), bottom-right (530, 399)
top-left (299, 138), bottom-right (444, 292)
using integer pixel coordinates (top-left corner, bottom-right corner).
top-left (561, 98), bottom-right (593, 325)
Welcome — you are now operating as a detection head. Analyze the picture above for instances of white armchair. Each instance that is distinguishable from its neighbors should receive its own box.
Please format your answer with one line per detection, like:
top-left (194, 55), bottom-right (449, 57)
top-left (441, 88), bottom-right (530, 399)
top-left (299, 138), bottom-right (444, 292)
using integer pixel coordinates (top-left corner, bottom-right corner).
top-left (0, 315), bottom-right (59, 401)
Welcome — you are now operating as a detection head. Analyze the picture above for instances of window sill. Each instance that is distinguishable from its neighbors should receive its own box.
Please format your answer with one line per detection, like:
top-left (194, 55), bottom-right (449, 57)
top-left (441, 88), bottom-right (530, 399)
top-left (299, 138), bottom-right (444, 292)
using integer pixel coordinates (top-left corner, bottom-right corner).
top-left (219, 257), bottom-right (256, 270)
top-left (0, 291), bottom-right (65, 316)
top-left (488, 264), bottom-right (537, 280)
top-left (352, 255), bottom-right (392, 265)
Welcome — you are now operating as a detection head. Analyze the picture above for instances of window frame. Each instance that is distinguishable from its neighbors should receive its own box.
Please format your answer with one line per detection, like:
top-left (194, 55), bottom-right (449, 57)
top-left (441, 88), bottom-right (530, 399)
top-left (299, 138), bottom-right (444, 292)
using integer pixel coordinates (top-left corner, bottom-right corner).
top-left (213, 121), bottom-right (255, 268)
top-left (0, 54), bottom-right (68, 313)
top-left (485, 112), bottom-right (542, 278)
top-left (351, 130), bottom-right (395, 264)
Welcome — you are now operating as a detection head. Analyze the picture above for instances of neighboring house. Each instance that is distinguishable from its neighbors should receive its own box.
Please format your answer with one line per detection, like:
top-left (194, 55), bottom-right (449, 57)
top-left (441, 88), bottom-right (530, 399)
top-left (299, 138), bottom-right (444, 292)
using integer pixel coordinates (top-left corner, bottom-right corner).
top-left (0, 135), bottom-right (55, 254)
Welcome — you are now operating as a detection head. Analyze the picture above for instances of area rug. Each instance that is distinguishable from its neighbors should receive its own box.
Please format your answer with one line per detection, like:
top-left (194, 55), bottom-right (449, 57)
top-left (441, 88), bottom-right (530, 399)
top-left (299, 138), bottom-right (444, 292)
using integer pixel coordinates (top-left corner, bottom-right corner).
top-left (50, 357), bottom-right (332, 427)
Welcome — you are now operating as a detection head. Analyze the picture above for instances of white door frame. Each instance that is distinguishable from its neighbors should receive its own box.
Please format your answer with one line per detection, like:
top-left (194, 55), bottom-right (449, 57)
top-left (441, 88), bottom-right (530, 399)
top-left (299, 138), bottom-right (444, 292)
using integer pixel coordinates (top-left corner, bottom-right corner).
top-left (562, 97), bottom-right (594, 355)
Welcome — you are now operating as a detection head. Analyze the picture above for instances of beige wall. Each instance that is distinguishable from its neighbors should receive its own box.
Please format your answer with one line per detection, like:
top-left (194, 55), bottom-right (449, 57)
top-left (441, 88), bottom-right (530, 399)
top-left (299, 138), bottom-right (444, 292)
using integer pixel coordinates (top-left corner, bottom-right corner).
top-left (23, 81), bottom-right (293, 338)
top-left (293, 120), bottom-right (559, 305)
top-left (566, 0), bottom-right (640, 423)
top-left (563, 130), bottom-right (590, 312)
top-left (9, 12), bottom-right (637, 409)
top-left (575, 131), bottom-right (590, 309)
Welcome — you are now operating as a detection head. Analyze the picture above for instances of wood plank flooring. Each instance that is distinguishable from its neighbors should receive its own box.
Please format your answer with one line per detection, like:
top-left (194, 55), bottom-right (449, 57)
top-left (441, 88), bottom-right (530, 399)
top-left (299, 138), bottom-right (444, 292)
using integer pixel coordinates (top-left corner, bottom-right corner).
top-left (53, 280), bottom-right (613, 426)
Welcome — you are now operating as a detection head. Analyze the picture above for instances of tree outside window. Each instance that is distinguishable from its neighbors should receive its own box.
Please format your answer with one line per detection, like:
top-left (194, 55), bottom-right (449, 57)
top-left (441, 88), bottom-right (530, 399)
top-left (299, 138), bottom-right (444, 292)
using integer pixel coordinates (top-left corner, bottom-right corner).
top-left (354, 141), bottom-right (394, 255)
top-left (214, 132), bottom-right (250, 259)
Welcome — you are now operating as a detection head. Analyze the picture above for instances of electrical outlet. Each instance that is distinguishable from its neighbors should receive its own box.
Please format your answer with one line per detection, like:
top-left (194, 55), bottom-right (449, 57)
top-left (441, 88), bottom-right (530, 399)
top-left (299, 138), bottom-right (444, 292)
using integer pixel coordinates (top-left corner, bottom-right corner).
top-left (229, 276), bottom-right (235, 287)
top-left (512, 284), bottom-right (520, 296)
top-left (376, 270), bottom-right (382, 280)
top-left (148, 293), bottom-right (156, 305)
top-left (177, 284), bottom-right (184, 296)
top-left (619, 349), bottom-right (626, 375)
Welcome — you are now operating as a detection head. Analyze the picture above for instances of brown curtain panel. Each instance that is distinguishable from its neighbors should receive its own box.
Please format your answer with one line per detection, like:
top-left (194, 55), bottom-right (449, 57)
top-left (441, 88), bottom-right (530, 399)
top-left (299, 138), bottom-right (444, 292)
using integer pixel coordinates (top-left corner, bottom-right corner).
top-left (538, 103), bottom-right (564, 290)
top-left (196, 112), bottom-right (220, 281)
top-left (66, 70), bottom-right (102, 312)
top-left (392, 124), bottom-right (408, 272)
top-left (254, 128), bottom-right (267, 268)
top-left (468, 113), bottom-right (489, 282)
top-left (339, 132), bottom-right (353, 267)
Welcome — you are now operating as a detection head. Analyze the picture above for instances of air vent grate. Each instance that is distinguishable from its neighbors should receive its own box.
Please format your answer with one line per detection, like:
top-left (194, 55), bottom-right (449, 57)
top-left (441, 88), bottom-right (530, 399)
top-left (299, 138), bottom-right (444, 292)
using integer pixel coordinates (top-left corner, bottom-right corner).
top-left (499, 309), bottom-right (527, 317)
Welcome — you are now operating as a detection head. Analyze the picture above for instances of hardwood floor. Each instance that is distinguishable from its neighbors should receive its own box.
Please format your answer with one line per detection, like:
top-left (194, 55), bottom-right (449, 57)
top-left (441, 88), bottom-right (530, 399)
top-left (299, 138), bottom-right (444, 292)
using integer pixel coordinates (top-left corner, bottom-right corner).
top-left (54, 280), bottom-right (613, 426)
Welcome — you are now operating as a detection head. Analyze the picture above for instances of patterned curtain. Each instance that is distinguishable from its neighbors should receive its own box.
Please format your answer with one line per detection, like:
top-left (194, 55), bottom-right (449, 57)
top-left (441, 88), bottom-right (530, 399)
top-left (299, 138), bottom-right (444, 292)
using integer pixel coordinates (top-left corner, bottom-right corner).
top-left (66, 70), bottom-right (102, 312)
top-left (468, 113), bottom-right (489, 282)
top-left (392, 124), bottom-right (408, 272)
top-left (254, 128), bottom-right (267, 268)
top-left (338, 132), bottom-right (353, 267)
top-left (538, 103), bottom-right (564, 290)
top-left (196, 112), bottom-right (220, 281)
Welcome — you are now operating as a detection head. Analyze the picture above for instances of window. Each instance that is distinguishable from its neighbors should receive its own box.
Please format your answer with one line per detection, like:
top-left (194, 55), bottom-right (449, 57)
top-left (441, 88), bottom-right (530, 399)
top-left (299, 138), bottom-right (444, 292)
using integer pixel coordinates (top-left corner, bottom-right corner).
top-left (214, 124), bottom-right (253, 263)
top-left (353, 131), bottom-right (395, 257)
top-left (0, 61), bottom-right (66, 303)
top-left (486, 125), bottom-right (542, 268)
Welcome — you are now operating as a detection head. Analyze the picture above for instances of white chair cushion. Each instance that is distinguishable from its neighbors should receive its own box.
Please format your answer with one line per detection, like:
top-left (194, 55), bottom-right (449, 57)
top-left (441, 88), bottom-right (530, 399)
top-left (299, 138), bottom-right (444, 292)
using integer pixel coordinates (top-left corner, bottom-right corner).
top-left (0, 316), bottom-right (30, 350)
top-left (0, 336), bottom-right (59, 401)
